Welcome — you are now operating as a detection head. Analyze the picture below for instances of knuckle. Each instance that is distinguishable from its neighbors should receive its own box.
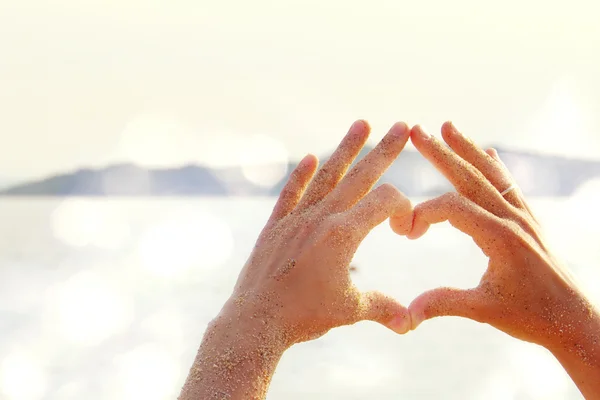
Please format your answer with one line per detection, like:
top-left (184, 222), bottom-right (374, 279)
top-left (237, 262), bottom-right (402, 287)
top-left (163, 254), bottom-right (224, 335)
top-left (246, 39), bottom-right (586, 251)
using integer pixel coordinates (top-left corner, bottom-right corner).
top-left (324, 215), bottom-right (356, 241)
top-left (459, 183), bottom-right (480, 201)
top-left (494, 220), bottom-right (520, 245)
top-left (442, 191), bottom-right (461, 203)
top-left (377, 183), bottom-right (401, 201)
top-left (440, 192), bottom-right (463, 210)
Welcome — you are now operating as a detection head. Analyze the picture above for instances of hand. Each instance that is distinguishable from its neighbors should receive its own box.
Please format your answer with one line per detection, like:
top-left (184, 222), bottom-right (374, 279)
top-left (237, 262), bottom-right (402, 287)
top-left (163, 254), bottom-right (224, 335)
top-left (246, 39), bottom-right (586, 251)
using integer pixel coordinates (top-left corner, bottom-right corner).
top-left (180, 120), bottom-right (414, 400)
top-left (228, 120), bottom-right (413, 346)
top-left (390, 122), bottom-right (600, 398)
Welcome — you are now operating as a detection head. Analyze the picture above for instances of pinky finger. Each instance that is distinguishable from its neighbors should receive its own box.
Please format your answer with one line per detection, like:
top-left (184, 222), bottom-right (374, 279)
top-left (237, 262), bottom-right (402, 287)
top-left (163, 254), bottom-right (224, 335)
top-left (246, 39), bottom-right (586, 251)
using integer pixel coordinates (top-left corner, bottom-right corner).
top-left (486, 148), bottom-right (539, 221)
top-left (484, 148), bottom-right (527, 210)
top-left (267, 154), bottom-right (318, 223)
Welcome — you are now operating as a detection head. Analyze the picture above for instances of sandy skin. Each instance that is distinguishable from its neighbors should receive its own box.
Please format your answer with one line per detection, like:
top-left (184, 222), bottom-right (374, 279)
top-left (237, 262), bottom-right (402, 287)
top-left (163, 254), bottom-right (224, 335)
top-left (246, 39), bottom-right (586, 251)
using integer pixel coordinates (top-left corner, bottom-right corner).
top-left (391, 122), bottom-right (600, 399)
top-left (178, 121), bottom-right (414, 400)
top-left (178, 120), bottom-right (600, 400)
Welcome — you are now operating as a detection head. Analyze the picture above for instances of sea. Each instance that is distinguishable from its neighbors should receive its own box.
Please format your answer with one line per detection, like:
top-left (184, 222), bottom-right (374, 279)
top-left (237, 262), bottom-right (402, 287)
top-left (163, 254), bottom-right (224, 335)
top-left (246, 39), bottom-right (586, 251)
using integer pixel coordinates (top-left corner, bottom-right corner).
top-left (1, 196), bottom-right (599, 400)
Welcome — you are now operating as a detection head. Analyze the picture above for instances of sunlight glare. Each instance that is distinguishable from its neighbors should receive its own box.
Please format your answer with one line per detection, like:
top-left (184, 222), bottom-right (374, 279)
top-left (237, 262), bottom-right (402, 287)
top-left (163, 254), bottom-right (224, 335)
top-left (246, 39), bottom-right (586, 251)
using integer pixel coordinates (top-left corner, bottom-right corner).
top-left (53, 381), bottom-right (85, 400)
top-left (500, 154), bottom-right (560, 195)
top-left (117, 114), bottom-right (197, 167)
top-left (49, 271), bottom-right (134, 346)
top-left (0, 352), bottom-right (46, 400)
top-left (566, 179), bottom-right (600, 306)
top-left (137, 209), bottom-right (234, 278)
top-left (473, 371), bottom-right (516, 400)
top-left (51, 199), bottom-right (130, 249)
top-left (140, 308), bottom-right (185, 354)
top-left (568, 178), bottom-right (600, 234)
top-left (327, 351), bottom-right (397, 388)
top-left (509, 341), bottom-right (568, 399)
top-left (524, 78), bottom-right (592, 158)
top-left (240, 134), bottom-right (289, 188)
top-left (115, 344), bottom-right (180, 400)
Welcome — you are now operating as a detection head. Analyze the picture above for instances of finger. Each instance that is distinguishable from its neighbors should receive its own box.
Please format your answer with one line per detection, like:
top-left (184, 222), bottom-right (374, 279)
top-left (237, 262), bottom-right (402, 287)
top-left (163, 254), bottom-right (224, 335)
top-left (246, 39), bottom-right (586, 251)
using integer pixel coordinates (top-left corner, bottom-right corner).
top-left (267, 154), bottom-right (318, 223)
top-left (409, 287), bottom-right (484, 329)
top-left (441, 122), bottom-right (525, 209)
top-left (296, 120), bottom-right (370, 211)
top-left (485, 147), bottom-right (534, 213)
top-left (410, 125), bottom-right (511, 218)
top-left (327, 122), bottom-right (410, 213)
top-left (356, 290), bottom-right (411, 335)
top-left (344, 183), bottom-right (413, 239)
top-left (389, 210), bottom-right (415, 236)
top-left (407, 192), bottom-right (514, 258)
top-left (486, 147), bottom-right (545, 233)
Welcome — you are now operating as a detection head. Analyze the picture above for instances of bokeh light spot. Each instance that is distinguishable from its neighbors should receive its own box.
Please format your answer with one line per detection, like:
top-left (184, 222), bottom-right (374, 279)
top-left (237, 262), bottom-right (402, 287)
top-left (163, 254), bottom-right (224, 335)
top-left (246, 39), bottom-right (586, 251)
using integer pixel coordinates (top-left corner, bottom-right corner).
top-left (137, 209), bottom-right (233, 278)
top-left (240, 134), bottom-right (289, 188)
top-left (48, 271), bottom-right (134, 346)
top-left (115, 344), bottom-right (180, 400)
top-left (140, 308), bottom-right (185, 354)
top-left (524, 78), bottom-right (592, 158)
top-left (51, 199), bottom-right (130, 249)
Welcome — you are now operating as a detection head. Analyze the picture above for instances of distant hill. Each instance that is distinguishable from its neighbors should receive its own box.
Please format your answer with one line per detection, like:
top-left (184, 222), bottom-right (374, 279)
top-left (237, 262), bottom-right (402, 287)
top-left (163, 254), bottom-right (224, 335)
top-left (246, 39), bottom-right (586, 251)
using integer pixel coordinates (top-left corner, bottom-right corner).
top-left (1, 147), bottom-right (599, 197)
top-left (0, 179), bottom-right (11, 190)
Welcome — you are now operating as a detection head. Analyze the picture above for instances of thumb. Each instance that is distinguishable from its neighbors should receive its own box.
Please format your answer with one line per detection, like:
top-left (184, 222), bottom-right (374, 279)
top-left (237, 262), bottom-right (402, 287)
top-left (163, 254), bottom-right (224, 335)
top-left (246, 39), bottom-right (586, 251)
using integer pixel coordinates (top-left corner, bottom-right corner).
top-left (409, 287), bottom-right (483, 330)
top-left (356, 291), bottom-right (411, 335)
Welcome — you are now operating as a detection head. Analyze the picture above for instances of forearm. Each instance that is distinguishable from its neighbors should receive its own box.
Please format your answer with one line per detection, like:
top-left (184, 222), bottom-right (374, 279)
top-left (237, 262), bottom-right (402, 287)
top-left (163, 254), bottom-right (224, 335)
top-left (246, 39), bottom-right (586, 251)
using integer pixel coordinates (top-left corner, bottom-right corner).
top-left (179, 305), bottom-right (288, 400)
top-left (546, 305), bottom-right (600, 399)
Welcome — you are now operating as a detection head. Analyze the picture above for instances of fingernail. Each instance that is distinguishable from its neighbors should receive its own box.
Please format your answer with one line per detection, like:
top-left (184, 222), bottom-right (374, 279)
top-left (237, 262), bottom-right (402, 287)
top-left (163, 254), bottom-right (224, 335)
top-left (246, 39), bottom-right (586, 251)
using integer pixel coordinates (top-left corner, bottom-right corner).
top-left (389, 313), bottom-right (411, 334)
top-left (300, 154), bottom-right (315, 168)
top-left (390, 122), bottom-right (408, 137)
top-left (351, 119), bottom-right (368, 131)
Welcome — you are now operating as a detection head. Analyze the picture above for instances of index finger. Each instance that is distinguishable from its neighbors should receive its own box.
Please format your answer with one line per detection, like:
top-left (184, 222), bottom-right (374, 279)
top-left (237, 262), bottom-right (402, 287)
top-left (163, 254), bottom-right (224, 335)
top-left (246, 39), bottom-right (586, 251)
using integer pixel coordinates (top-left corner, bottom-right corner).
top-left (344, 183), bottom-right (413, 240)
top-left (409, 192), bottom-right (514, 258)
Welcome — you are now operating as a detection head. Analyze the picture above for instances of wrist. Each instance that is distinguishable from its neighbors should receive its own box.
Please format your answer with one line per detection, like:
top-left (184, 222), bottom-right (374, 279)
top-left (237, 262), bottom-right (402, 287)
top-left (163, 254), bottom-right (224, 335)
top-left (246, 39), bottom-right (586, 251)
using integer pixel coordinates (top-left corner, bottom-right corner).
top-left (541, 298), bottom-right (600, 364)
top-left (180, 302), bottom-right (289, 400)
top-left (212, 296), bottom-right (292, 352)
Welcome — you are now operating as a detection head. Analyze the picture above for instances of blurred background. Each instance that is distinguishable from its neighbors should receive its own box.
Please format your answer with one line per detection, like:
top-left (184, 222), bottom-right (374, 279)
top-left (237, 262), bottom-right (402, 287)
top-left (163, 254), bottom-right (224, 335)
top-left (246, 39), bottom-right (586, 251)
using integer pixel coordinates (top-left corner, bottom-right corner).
top-left (1, 1), bottom-right (599, 399)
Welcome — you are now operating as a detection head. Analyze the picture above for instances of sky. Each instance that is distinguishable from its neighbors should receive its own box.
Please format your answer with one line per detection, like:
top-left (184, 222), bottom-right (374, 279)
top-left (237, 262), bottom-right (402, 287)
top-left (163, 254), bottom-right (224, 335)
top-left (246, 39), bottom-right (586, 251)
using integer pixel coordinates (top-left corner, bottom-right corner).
top-left (1, 0), bottom-right (599, 181)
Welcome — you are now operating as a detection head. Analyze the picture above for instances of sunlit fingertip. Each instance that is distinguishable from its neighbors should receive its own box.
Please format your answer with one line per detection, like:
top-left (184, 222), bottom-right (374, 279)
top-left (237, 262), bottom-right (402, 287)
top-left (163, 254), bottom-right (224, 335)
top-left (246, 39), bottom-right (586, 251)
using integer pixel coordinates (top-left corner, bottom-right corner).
top-left (377, 182), bottom-right (401, 195)
top-left (300, 153), bottom-right (319, 169)
top-left (389, 212), bottom-right (414, 236)
top-left (350, 119), bottom-right (371, 134)
top-left (410, 125), bottom-right (430, 140)
top-left (406, 230), bottom-right (426, 240)
top-left (388, 121), bottom-right (409, 139)
top-left (486, 148), bottom-right (499, 160)
top-left (441, 120), bottom-right (454, 132)
top-left (406, 217), bottom-right (430, 240)
top-left (440, 120), bottom-right (457, 141)
top-left (388, 312), bottom-right (411, 335)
